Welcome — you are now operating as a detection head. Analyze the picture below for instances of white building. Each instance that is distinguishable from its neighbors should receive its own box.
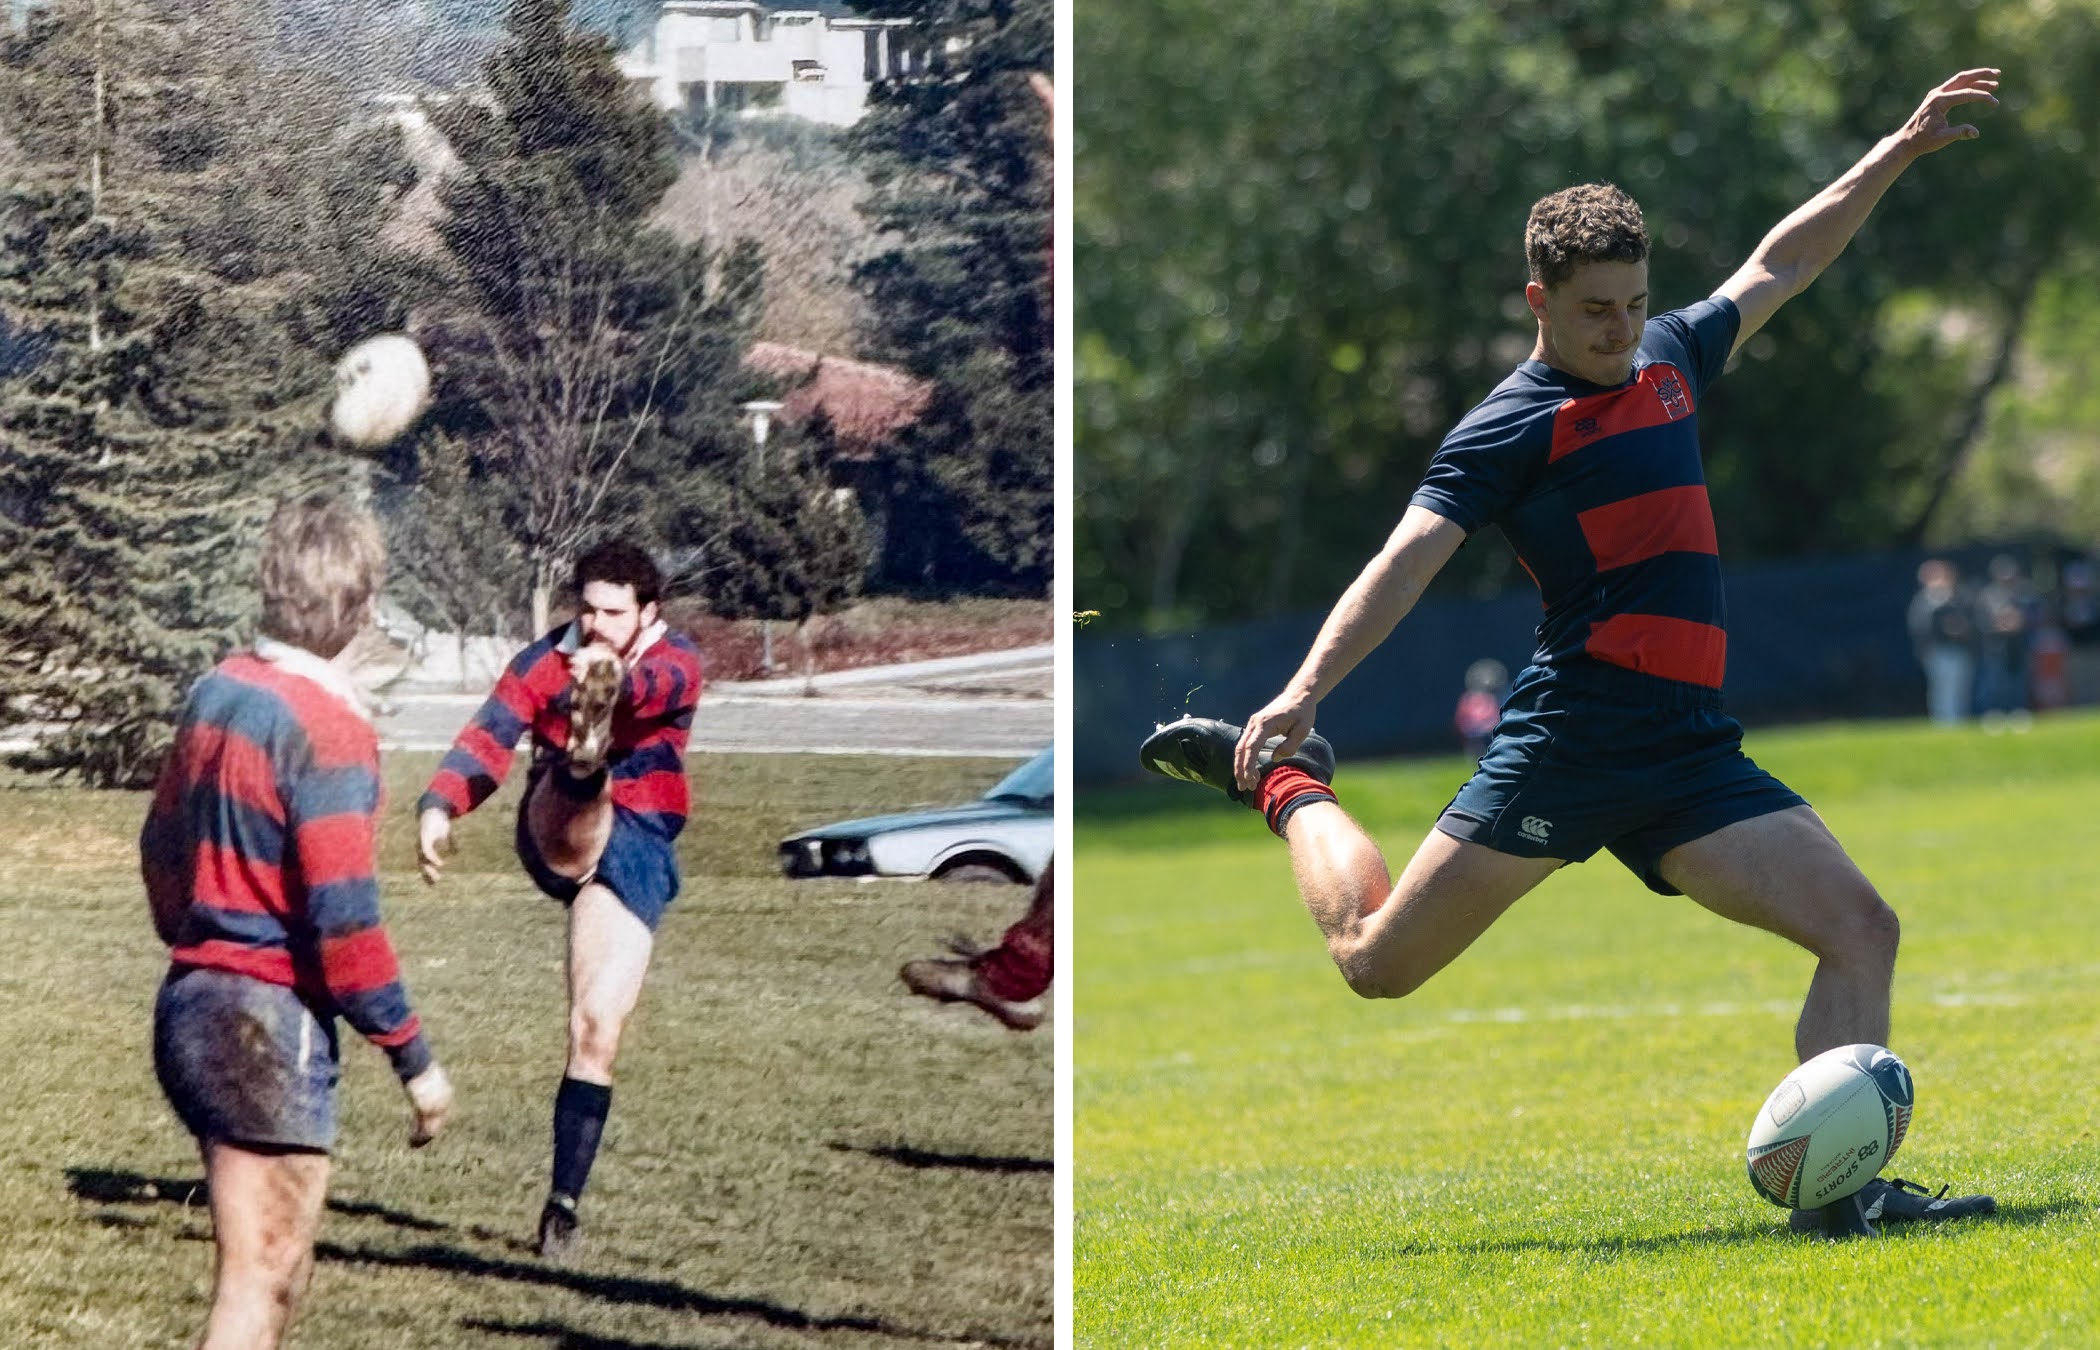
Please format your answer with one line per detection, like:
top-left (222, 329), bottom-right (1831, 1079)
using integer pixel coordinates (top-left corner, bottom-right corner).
top-left (617, 1), bottom-right (918, 128)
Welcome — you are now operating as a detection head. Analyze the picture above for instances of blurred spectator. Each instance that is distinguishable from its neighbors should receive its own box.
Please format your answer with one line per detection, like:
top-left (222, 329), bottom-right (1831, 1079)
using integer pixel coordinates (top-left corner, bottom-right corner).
top-left (1973, 553), bottom-right (2034, 722)
top-left (1907, 559), bottom-right (1975, 726)
top-left (2059, 559), bottom-right (2100, 644)
top-left (1454, 658), bottom-right (1509, 758)
top-left (2030, 610), bottom-right (2070, 710)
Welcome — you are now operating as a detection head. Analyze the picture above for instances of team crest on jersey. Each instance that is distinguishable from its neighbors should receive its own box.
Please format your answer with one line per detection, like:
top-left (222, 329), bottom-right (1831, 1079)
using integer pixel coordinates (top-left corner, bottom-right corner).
top-left (1652, 370), bottom-right (1691, 420)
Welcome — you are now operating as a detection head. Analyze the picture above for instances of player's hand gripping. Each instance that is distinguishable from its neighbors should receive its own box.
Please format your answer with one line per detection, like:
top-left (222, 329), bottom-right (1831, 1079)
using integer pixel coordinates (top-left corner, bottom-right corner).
top-left (416, 807), bottom-right (453, 886)
top-left (1234, 690), bottom-right (1320, 794)
top-left (1896, 68), bottom-right (2000, 158)
top-left (568, 643), bottom-right (621, 684)
top-left (404, 1062), bottom-right (454, 1148)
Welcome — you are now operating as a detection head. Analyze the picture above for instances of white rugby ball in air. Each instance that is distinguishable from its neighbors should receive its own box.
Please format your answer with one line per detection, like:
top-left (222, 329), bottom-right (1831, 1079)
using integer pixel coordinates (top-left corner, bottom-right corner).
top-left (1746, 1043), bottom-right (1913, 1209)
top-left (330, 333), bottom-right (431, 449)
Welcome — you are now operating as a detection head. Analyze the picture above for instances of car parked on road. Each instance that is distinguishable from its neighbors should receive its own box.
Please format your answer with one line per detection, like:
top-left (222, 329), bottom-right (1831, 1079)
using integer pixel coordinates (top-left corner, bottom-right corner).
top-left (778, 746), bottom-right (1052, 883)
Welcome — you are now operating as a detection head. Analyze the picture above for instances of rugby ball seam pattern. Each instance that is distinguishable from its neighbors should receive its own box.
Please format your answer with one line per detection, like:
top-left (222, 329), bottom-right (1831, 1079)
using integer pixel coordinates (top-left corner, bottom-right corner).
top-left (1748, 1135), bottom-right (1811, 1208)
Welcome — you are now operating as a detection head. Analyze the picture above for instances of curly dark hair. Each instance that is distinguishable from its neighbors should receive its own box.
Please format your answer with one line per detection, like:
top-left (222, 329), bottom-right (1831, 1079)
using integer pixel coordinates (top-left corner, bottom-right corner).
top-left (572, 540), bottom-right (663, 607)
top-left (1525, 183), bottom-right (1649, 289)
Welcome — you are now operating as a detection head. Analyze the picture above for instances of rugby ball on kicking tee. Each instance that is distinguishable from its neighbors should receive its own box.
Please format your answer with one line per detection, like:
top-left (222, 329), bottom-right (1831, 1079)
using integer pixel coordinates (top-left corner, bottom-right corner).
top-left (329, 333), bottom-right (431, 449)
top-left (1745, 1043), bottom-right (1913, 1209)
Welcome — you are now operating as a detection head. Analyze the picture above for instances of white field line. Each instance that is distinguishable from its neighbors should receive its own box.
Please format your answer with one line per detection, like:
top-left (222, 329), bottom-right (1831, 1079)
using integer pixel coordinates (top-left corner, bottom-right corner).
top-left (1399, 990), bottom-right (2029, 1028)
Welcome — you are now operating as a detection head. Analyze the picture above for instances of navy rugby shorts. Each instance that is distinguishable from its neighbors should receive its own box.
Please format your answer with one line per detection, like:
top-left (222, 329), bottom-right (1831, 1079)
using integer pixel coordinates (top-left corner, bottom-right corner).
top-left (1435, 665), bottom-right (1806, 896)
top-left (516, 768), bottom-right (680, 930)
top-left (154, 966), bottom-right (340, 1152)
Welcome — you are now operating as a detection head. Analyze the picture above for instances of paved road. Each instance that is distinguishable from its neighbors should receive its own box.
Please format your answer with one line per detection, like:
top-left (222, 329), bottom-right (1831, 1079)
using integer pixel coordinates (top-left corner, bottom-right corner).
top-left (376, 645), bottom-right (1053, 758)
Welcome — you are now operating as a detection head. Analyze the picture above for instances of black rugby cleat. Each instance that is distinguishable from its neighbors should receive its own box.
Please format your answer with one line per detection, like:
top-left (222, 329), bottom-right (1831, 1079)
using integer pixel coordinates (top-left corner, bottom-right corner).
top-left (1791, 1175), bottom-right (1997, 1239)
top-left (1138, 716), bottom-right (1334, 807)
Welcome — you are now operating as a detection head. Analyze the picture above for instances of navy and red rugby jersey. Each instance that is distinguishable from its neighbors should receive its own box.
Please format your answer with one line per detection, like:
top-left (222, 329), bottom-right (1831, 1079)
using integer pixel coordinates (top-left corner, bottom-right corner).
top-left (140, 641), bottom-right (430, 1080)
top-left (1411, 296), bottom-right (1741, 696)
top-left (415, 622), bottom-right (703, 839)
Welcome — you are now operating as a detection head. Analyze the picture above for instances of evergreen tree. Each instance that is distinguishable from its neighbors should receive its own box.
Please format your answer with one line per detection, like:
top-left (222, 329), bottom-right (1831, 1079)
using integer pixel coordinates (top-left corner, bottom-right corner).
top-left (849, 0), bottom-right (1051, 594)
top-left (0, 0), bottom-right (399, 784)
top-left (689, 416), bottom-right (870, 678)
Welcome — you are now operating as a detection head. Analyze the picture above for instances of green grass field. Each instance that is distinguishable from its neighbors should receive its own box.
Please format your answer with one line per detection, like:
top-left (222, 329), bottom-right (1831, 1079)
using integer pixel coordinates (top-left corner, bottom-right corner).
top-left (1075, 713), bottom-right (2100, 1348)
top-left (1, 753), bottom-right (1050, 1349)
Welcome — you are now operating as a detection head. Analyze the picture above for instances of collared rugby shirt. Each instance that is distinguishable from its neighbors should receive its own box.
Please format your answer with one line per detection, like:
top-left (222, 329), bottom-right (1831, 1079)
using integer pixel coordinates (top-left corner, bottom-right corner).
top-left (416, 622), bottom-right (704, 841)
top-left (1412, 296), bottom-right (1740, 695)
top-left (141, 647), bottom-right (430, 1080)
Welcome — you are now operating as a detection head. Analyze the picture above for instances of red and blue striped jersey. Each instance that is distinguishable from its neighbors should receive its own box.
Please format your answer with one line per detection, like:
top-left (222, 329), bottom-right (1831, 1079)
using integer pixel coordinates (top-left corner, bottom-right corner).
top-left (141, 645), bottom-right (431, 1081)
top-left (416, 623), bottom-right (704, 839)
top-left (1412, 297), bottom-right (1741, 695)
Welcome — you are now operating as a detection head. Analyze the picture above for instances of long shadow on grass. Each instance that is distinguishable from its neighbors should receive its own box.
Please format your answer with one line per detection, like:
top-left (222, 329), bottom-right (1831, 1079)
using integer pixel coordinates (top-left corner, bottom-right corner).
top-left (829, 1141), bottom-right (1053, 1174)
top-left (1368, 1198), bottom-right (2088, 1258)
top-left (316, 1239), bottom-right (1049, 1350)
top-left (461, 1315), bottom-right (736, 1350)
top-left (66, 1167), bottom-right (450, 1233)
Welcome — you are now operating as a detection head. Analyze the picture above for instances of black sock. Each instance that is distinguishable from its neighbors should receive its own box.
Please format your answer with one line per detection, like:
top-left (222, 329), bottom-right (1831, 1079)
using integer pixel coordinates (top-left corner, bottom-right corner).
top-left (551, 1075), bottom-right (613, 1202)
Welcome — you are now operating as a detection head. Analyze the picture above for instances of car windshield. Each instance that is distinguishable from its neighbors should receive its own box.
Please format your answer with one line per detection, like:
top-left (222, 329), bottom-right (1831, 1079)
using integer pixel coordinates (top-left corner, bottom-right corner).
top-left (982, 746), bottom-right (1053, 804)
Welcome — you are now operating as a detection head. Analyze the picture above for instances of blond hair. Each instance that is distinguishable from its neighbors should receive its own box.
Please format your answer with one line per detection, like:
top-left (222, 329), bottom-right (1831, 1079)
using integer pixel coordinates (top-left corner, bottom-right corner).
top-left (258, 496), bottom-right (385, 659)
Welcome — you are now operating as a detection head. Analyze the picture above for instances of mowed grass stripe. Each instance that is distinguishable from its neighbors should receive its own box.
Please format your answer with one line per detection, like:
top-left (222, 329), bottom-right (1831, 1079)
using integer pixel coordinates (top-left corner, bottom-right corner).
top-left (1076, 712), bottom-right (2100, 1348)
top-left (0, 752), bottom-right (1050, 1350)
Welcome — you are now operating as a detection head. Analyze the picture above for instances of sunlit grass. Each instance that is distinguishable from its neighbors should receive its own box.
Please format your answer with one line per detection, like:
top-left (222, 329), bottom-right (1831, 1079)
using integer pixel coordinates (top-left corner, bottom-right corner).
top-left (1076, 711), bottom-right (2100, 1348)
top-left (1, 752), bottom-right (1051, 1349)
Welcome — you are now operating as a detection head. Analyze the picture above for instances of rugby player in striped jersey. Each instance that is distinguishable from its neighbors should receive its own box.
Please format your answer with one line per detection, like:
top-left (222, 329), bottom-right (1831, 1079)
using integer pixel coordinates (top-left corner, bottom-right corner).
top-left (1143, 70), bottom-right (2003, 1239)
top-left (416, 541), bottom-right (702, 1258)
top-left (144, 496), bottom-right (452, 1348)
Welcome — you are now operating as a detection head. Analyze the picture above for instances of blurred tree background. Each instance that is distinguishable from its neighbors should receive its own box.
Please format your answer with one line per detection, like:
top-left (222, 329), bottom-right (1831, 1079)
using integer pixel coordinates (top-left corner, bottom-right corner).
top-left (1076, 0), bottom-right (2100, 631)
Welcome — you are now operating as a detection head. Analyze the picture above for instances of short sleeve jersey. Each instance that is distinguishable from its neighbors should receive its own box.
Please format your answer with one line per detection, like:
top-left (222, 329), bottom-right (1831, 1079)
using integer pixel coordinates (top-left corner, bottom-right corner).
top-left (1410, 297), bottom-right (1741, 693)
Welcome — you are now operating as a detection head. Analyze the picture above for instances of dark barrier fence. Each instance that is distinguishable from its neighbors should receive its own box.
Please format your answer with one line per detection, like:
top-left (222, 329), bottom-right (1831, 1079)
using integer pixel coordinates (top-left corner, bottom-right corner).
top-left (1074, 547), bottom-right (2069, 787)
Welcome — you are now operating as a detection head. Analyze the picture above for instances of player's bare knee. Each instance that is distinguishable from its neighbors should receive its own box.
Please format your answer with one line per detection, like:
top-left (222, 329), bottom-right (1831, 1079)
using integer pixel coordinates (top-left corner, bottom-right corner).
top-left (569, 1005), bottom-right (625, 1071)
top-left (1819, 882), bottom-right (1899, 967)
top-left (1855, 892), bottom-right (1901, 964)
top-left (1333, 939), bottom-right (1420, 1001)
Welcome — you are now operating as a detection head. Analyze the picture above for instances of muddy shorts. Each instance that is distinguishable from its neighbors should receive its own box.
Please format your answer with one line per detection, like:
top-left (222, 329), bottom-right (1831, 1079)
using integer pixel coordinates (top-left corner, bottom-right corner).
top-left (154, 966), bottom-right (339, 1152)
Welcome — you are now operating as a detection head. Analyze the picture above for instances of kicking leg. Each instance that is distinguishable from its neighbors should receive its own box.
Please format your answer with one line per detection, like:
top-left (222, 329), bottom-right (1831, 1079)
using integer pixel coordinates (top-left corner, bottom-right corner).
top-left (524, 644), bottom-right (623, 879)
top-left (1658, 805), bottom-right (1899, 1061)
top-left (1290, 805), bottom-right (1561, 998)
top-left (901, 861), bottom-right (1053, 1030)
top-left (1142, 715), bottom-right (1559, 999)
top-left (524, 764), bottom-right (615, 883)
top-left (539, 882), bottom-right (654, 1258)
top-left (197, 1142), bottom-right (329, 1350)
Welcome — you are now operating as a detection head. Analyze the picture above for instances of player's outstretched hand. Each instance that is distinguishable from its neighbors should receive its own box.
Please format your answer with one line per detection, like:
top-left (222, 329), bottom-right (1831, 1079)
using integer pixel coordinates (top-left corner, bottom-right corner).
top-left (1899, 68), bottom-right (2000, 156)
top-left (1234, 691), bottom-right (1319, 793)
top-left (417, 807), bottom-right (453, 886)
top-left (405, 1062), bottom-right (453, 1148)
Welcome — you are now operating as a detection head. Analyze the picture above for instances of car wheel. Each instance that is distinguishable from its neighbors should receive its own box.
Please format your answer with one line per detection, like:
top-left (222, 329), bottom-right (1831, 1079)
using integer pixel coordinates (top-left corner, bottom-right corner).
top-left (934, 859), bottom-right (1025, 884)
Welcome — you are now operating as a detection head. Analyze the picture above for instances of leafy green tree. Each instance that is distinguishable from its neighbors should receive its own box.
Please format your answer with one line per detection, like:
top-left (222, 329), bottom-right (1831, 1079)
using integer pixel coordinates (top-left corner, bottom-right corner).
top-left (426, 0), bottom-right (757, 630)
top-left (850, 0), bottom-right (1052, 594)
top-left (1076, 0), bottom-right (2100, 630)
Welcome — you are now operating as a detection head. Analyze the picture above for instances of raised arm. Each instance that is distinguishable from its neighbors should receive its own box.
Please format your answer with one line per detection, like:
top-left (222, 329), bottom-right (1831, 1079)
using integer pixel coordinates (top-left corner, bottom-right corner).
top-left (1717, 68), bottom-right (2000, 359)
top-left (1232, 505), bottom-right (1468, 789)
